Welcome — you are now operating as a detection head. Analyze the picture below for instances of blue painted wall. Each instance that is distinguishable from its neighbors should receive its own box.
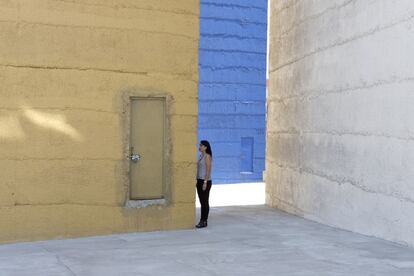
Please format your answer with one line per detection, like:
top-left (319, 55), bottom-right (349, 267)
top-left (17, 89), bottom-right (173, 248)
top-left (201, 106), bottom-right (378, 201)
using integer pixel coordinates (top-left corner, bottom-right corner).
top-left (198, 0), bottom-right (267, 184)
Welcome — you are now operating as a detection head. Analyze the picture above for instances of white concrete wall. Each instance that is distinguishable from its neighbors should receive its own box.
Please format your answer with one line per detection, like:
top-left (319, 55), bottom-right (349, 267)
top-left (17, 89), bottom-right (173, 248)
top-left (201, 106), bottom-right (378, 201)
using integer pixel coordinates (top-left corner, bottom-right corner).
top-left (267, 0), bottom-right (414, 247)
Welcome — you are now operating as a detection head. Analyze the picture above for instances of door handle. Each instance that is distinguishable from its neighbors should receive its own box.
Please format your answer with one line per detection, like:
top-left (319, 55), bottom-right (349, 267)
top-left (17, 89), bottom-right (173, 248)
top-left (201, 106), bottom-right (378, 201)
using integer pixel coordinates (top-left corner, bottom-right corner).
top-left (128, 146), bottom-right (141, 163)
top-left (129, 153), bottom-right (141, 163)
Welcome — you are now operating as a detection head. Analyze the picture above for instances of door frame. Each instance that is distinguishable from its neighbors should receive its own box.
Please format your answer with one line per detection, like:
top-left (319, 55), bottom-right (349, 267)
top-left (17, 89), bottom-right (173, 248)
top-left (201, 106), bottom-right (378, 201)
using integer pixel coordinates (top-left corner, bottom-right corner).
top-left (122, 91), bottom-right (172, 208)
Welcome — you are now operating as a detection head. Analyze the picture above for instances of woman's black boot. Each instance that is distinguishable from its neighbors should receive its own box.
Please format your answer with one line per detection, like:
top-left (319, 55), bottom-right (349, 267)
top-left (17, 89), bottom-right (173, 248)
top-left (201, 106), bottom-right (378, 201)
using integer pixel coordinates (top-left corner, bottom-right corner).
top-left (196, 220), bottom-right (207, 228)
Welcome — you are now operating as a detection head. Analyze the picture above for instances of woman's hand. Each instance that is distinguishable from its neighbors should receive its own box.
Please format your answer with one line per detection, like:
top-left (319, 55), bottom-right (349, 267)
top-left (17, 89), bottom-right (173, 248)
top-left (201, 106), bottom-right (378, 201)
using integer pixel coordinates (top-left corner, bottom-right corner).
top-left (202, 181), bottom-right (207, 191)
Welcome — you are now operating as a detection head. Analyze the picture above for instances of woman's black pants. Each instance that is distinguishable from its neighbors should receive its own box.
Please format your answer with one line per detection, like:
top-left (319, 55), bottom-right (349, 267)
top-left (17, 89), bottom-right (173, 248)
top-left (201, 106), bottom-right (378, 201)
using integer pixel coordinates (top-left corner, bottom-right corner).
top-left (196, 179), bottom-right (212, 221)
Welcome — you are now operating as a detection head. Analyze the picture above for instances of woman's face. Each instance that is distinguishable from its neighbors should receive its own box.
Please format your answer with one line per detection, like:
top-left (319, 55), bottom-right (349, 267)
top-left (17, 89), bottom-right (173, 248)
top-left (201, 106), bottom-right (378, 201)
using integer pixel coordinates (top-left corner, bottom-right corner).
top-left (199, 143), bottom-right (207, 153)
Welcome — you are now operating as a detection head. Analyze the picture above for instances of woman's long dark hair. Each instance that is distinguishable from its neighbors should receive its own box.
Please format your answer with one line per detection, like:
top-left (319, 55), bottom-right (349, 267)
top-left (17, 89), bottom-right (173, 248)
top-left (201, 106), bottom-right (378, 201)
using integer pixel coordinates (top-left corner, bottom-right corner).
top-left (200, 140), bottom-right (212, 158)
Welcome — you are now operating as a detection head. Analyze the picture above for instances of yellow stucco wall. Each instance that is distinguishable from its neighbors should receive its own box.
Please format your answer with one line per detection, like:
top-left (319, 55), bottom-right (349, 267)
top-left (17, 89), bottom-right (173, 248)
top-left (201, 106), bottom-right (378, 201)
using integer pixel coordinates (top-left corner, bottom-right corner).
top-left (0, 0), bottom-right (199, 243)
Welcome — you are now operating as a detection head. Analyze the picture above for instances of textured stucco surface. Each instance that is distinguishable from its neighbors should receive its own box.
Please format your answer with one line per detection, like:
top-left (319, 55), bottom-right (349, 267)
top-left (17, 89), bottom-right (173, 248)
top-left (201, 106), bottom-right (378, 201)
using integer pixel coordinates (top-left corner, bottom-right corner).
top-left (0, 0), bottom-right (199, 243)
top-left (198, 0), bottom-right (267, 183)
top-left (266, 0), bottom-right (414, 247)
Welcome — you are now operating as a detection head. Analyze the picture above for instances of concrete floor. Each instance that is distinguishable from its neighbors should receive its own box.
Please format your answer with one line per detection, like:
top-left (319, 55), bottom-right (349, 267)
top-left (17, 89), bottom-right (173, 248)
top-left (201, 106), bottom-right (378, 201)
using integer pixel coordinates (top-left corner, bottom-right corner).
top-left (197, 182), bottom-right (265, 207)
top-left (1, 205), bottom-right (414, 276)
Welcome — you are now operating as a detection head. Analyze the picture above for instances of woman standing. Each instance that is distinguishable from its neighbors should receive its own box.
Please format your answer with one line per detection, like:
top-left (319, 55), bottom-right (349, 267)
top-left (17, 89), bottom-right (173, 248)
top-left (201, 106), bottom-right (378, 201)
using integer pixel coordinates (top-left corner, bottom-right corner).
top-left (196, 140), bottom-right (212, 228)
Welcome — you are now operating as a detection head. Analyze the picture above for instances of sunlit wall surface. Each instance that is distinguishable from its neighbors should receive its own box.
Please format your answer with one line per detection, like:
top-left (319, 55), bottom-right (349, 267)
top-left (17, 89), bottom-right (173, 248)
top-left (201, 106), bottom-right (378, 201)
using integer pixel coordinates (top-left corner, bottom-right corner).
top-left (198, 0), bottom-right (268, 183)
top-left (0, 1), bottom-right (199, 243)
